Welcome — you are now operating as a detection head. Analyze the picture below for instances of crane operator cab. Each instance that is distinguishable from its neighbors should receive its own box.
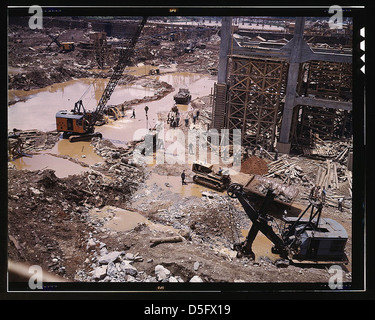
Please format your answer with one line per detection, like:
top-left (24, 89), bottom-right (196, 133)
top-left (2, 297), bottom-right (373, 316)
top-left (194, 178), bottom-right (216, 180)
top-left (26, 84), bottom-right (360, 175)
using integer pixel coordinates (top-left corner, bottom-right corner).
top-left (56, 100), bottom-right (100, 141)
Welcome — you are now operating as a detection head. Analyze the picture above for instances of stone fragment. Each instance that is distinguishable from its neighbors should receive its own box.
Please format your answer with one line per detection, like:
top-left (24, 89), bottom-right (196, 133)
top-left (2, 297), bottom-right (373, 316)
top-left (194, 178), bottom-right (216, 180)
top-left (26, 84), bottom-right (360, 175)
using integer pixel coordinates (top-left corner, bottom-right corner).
top-left (155, 264), bottom-right (171, 281)
top-left (98, 251), bottom-right (124, 265)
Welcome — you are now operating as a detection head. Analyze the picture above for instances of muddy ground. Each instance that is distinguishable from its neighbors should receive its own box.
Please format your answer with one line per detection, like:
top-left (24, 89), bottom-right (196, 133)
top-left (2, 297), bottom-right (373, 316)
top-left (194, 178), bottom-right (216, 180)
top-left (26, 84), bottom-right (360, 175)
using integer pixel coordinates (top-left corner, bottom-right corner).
top-left (7, 21), bottom-right (353, 288)
top-left (7, 151), bottom-right (352, 284)
top-left (7, 104), bottom-right (353, 285)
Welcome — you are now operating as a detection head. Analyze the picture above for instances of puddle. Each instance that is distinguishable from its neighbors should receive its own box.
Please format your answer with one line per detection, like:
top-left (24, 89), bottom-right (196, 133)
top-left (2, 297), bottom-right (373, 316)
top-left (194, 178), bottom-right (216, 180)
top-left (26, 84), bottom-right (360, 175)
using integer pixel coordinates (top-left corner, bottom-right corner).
top-left (44, 139), bottom-right (103, 166)
top-left (90, 205), bottom-right (180, 234)
top-left (124, 63), bottom-right (178, 76)
top-left (95, 72), bottom-right (216, 146)
top-left (8, 78), bottom-right (155, 132)
top-left (12, 154), bottom-right (92, 178)
top-left (91, 206), bottom-right (149, 232)
top-left (240, 228), bottom-right (281, 262)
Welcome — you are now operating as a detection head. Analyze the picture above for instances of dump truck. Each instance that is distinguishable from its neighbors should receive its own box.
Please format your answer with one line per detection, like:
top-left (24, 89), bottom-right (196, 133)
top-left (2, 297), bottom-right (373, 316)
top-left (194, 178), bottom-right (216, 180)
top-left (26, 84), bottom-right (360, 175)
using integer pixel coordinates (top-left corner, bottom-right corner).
top-left (192, 162), bottom-right (231, 191)
top-left (173, 88), bottom-right (191, 104)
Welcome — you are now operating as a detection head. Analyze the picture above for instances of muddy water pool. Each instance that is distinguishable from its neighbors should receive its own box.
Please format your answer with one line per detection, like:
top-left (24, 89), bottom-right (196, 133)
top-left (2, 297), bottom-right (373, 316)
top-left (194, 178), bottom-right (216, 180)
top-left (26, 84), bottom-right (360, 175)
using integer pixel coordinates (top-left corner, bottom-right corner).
top-left (9, 70), bottom-right (216, 178)
top-left (90, 205), bottom-right (181, 234)
top-left (8, 71), bottom-right (215, 145)
top-left (95, 72), bottom-right (216, 146)
top-left (8, 78), bottom-right (155, 132)
top-left (146, 172), bottom-right (226, 198)
top-left (12, 153), bottom-right (92, 178)
top-left (11, 139), bottom-right (103, 177)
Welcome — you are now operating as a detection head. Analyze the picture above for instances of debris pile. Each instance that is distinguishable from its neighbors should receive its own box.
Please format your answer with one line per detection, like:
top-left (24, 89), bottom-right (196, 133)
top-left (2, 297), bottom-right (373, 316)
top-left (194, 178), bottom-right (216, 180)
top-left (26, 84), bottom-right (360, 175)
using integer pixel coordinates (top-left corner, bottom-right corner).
top-left (302, 137), bottom-right (352, 164)
top-left (241, 156), bottom-right (269, 175)
top-left (75, 244), bottom-right (200, 283)
top-left (252, 175), bottom-right (300, 204)
top-left (8, 129), bottom-right (60, 160)
top-left (265, 157), bottom-right (310, 185)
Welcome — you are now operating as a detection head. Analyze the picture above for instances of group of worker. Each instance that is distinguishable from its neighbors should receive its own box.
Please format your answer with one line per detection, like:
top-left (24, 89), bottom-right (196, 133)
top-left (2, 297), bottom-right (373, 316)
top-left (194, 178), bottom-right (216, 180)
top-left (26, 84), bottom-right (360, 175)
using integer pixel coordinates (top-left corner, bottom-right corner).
top-left (309, 185), bottom-right (344, 211)
top-left (309, 185), bottom-right (326, 203)
top-left (170, 108), bottom-right (200, 129)
top-left (128, 103), bottom-right (202, 131)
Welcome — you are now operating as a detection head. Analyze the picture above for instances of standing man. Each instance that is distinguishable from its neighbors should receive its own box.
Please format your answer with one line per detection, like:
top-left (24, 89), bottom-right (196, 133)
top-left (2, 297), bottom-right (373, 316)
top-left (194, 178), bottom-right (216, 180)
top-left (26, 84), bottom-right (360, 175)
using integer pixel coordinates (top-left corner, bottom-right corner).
top-left (192, 114), bottom-right (197, 125)
top-left (181, 170), bottom-right (187, 185)
top-left (310, 185), bottom-right (316, 200)
top-left (338, 197), bottom-right (343, 212)
top-left (144, 105), bottom-right (149, 117)
top-left (130, 108), bottom-right (136, 119)
top-left (189, 142), bottom-right (194, 155)
top-left (274, 148), bottom-right (279, 161)
top-left (321, 186), bottom-right (327, 203)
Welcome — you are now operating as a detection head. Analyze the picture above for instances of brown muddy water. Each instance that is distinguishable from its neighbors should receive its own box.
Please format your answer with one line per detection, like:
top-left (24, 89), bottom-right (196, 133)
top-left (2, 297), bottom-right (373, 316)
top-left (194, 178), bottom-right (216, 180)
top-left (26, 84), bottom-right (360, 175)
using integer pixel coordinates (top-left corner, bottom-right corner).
top-left (146, 172), bottom-right (226, 198)
top-left (11, 139), bottom-right (103, 177)
top-left (9, 70), bottom-right (216, 179)
top-left (8, 71), bottom-right (215, 146)
top-left (12, 153), bottom-right (92, 178)
top-left (8, 78), bottom-right (155, 132)
top-left (90, 205), bottom-right (180, 234)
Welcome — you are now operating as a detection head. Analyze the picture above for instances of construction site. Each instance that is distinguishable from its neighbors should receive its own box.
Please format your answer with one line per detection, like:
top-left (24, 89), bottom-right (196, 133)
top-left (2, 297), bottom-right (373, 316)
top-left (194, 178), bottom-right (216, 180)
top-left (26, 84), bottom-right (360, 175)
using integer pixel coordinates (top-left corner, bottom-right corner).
top-left (7, 13), bottom-right (357, 290)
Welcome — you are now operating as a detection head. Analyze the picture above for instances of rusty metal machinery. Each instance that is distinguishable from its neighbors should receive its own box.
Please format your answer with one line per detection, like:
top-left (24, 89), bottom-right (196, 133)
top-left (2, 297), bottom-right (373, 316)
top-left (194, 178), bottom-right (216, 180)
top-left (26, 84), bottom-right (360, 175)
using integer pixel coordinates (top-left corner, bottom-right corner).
top-left (227, 183), bottom-right (348, 265)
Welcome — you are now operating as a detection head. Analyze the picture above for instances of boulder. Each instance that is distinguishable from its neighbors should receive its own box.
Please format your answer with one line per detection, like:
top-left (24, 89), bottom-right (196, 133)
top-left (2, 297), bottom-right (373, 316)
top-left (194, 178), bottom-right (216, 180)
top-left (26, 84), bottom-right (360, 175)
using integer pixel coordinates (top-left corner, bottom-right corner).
top-left (189, 275), bottom-right (203, 282)
top-left (98, 251), bottom-right (124, 265)
top-left (120, 260), bottom-right (138, 276)
top-left (93, 265), bottom-right (107, 280)
top-left (155, 264), bottom-right (171, 281)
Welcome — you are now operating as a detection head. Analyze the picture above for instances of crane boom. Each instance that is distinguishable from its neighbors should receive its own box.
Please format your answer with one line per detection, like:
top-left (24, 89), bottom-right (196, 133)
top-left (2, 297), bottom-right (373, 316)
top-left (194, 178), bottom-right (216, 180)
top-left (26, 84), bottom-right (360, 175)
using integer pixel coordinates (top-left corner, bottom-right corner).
top-left (56, 16), bottom-right (148, 141)
top-left (91, 16), bottom-right (148, 127)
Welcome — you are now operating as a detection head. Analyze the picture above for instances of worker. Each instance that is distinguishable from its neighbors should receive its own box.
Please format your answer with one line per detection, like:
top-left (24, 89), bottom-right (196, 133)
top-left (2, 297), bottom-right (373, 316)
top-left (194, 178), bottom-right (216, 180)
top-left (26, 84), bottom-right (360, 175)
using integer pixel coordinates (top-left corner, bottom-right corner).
top-left (176, 111), bottom-right (180, 127)
top-left (338, 197), bottom-right (343, 212)
top-left (196, 109), bottom-right (200, 120)
top-left (259, 146), bottom-right (265, 158)
top-left (218, 167), bottom-right (223, 175)
top-left (185, 115), bottom-right (189, 127)
top-left (321, 186), bottom-right (327, 203)
top-left (192, 114), bottom-right (197, 125)
top-left (181, 170), bottom-right (187, 185)
top-left (309, 185), bottom-right (316, 200)
top-left (189, 142), bottom-right (194, 155)
top-left (314, 186), bottom-right (321, 200)
top-left (130, 108), bottom-right (136, 119)
top-left (144, 105), bottom-right (149, 116)
top-left (274, 148), bottom-right (279, 161)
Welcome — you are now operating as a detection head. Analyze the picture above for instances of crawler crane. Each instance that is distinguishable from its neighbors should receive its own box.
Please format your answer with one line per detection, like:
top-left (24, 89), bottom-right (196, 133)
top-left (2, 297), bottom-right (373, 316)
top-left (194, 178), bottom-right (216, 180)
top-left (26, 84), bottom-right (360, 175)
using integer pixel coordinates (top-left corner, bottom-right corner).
top-left (56, 17), bottom-right (148, 142)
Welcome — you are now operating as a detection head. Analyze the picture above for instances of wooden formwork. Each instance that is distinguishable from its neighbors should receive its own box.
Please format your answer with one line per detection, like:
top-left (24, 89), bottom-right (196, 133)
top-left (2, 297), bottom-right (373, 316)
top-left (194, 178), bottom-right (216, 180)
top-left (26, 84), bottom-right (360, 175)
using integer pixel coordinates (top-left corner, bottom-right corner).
top-left (225, 55), bottom-right (288, 151)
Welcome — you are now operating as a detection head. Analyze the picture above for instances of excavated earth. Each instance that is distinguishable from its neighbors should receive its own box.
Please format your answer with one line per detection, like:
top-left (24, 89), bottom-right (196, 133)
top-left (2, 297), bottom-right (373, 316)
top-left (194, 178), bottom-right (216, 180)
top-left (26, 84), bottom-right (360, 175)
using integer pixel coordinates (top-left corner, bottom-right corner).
top-left (7, 146), bottom-right (353, 285)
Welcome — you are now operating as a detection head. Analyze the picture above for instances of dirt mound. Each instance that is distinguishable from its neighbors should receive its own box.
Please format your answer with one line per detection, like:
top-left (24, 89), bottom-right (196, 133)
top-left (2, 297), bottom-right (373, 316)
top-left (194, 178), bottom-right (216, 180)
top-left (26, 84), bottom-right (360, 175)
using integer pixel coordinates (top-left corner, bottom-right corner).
top-left (7, 165), bottom-right (144, 280)
top-left (240, 156), bottom-right (268, 175)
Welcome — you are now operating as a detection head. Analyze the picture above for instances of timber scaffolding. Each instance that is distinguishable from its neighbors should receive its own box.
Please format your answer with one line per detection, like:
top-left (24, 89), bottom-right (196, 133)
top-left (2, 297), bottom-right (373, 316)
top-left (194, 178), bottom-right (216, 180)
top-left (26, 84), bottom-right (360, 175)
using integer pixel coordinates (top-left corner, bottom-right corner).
top-left (212, 17), bottom-right (352, 154)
